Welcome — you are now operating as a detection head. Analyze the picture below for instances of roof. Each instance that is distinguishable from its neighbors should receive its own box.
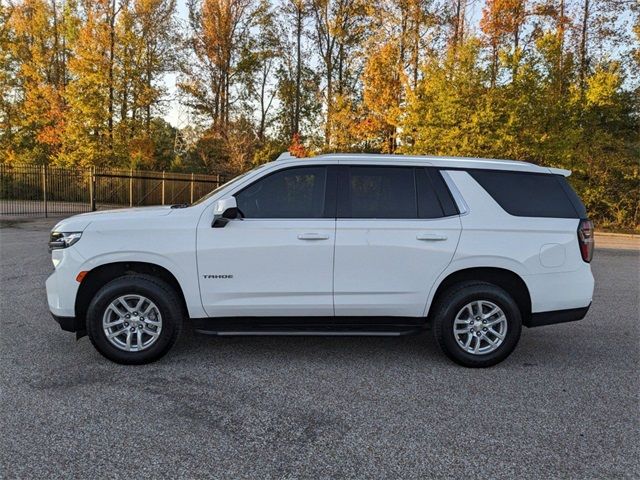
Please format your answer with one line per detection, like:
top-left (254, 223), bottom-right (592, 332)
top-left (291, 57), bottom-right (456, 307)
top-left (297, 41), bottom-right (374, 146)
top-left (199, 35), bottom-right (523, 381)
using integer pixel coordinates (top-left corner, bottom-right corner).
top-left (275, 152), bottom-right (570, 176)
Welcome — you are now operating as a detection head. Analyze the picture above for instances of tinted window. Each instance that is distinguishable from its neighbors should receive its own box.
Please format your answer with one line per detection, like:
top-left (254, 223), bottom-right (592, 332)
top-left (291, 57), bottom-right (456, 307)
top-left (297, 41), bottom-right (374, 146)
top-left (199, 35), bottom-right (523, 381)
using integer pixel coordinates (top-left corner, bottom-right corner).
top-left (340, 167), bottom-right (416, 218)
top-left (236, 167), bottom-right (327, 218)
top-left (558, 179), bottom-right (588, 218)
top-left (416, 168), bottom-right (445, 218)
top-left (469, 170), bottom-right (581, 218)
top-left (428, 169), bottom-right (459, 216)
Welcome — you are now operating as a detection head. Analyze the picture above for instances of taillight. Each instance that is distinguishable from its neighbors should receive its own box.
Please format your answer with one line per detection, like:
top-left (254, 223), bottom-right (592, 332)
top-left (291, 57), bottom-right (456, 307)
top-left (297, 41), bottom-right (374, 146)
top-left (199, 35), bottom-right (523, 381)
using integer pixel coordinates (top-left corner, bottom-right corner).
top-left (578, 219), bottom-right (594, 262)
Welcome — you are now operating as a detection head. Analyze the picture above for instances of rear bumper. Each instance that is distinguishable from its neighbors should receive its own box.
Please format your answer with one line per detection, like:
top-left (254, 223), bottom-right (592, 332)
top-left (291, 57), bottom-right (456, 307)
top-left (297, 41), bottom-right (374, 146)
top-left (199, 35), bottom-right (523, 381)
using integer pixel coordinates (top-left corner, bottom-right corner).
top-left (523, 266), bottom-right (594, 313)
top-left (525, 304), bottom-right (591, 328)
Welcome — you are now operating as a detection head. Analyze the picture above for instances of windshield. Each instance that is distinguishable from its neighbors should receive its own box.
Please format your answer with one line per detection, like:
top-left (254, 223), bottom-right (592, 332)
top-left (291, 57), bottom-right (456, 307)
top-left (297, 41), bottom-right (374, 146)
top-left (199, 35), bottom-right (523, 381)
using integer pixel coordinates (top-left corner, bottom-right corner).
top-left (191, 165), bottom-right (267, 206)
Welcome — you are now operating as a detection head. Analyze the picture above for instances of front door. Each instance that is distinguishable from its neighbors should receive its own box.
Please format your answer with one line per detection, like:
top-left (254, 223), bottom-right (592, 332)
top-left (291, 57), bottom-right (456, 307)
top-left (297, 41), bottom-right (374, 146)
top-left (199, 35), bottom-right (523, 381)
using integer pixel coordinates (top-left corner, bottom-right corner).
top-left (333, 166), bottom-right (461, 317)
top-left (196, 165), bottom-right (336, 317)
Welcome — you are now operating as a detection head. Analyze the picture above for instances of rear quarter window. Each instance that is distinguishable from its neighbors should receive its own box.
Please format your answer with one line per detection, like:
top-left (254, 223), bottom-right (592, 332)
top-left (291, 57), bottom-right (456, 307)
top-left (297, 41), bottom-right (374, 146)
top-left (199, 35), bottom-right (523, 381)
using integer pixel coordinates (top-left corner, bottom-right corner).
top-left (469, 170), bottom-right (585, 219)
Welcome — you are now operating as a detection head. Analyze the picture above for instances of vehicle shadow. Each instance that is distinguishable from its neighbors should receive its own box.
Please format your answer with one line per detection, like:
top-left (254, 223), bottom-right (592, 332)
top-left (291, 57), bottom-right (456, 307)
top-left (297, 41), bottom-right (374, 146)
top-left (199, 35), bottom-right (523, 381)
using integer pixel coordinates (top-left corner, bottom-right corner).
top-left (168, 319), bottom-right (635, 371)
top-left (171, 325), bottom-right (448, 365)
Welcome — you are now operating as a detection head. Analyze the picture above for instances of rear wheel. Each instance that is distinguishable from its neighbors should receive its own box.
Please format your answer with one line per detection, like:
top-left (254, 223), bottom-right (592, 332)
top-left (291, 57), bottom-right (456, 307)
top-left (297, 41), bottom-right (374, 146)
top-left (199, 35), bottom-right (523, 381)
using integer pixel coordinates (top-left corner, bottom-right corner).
top-left (432, 281), bottom-right (522, 367)
top-left (86, 274), bottom-right (182, 364)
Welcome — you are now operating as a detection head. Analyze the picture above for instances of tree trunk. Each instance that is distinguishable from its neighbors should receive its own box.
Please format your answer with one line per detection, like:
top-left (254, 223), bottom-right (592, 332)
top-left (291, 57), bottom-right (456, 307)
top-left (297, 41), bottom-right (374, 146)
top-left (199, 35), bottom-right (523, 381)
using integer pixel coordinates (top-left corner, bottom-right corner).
top-left (411, 8), bottom-right (420, 89)
top-left (512, 22), bottom-right (520, 79)
top-left (579, 0), bottom-right (589, 90)
top-left (337, 43), bottom-right (343, 95)
top-left (558, 0), bottom-right (566, 96)
top-left (453, 0), bottom-right (465, 48)
top-left (294, 3), bottom-right (302, 136)
top-left (400, 12), bottom-right (407, 71)
top-left (325, 54), bottom-right (332, 146)
top-left (51, 0), bottom-right (60, 86)
top-left (259, 64), bottom-right (268, 141)
top-left (108, 0), bottom-right (116, 160)
top-left (490, 43), bottom-right (498, 87)
top-left (146, 46), bottom-right (152, 134)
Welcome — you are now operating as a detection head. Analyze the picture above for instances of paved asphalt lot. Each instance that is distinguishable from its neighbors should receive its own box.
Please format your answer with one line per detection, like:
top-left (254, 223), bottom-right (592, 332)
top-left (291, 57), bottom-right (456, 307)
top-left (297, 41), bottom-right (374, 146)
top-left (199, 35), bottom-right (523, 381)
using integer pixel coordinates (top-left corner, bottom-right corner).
top-left (1, 218), bottom-right (638, 479)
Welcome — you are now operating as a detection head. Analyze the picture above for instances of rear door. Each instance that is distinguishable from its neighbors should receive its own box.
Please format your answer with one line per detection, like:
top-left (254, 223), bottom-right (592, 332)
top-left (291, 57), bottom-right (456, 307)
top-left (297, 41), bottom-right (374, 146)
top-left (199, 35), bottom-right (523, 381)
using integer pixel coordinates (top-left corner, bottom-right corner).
top-left (333, 165), bottom-right (462, 317)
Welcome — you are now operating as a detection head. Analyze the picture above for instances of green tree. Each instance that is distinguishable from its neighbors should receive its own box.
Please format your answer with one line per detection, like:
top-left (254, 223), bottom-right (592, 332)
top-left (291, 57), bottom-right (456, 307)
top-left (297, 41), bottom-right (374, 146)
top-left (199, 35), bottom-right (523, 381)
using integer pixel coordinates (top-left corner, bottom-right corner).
top-left (4, 0), bottom-right (76, 164)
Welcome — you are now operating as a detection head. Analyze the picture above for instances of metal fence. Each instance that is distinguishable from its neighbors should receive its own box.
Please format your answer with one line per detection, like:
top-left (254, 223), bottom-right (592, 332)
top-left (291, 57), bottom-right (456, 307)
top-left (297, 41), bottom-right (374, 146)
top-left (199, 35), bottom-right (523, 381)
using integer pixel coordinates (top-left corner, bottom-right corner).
top-left (0, 164), bottom-right (224, 217)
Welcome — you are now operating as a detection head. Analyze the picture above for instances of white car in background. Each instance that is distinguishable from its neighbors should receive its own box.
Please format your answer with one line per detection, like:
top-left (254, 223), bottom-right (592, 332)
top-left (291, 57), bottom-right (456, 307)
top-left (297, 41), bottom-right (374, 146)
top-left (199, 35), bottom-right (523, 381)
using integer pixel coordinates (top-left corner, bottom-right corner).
top-left (46, 153), bottom-right (595, 367)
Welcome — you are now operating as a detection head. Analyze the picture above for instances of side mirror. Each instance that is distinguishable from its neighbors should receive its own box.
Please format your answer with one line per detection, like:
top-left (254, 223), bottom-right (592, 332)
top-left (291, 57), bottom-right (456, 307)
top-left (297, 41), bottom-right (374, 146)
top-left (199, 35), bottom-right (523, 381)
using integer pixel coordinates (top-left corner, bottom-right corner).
top-left (212, 197), bottom-right (239, 228)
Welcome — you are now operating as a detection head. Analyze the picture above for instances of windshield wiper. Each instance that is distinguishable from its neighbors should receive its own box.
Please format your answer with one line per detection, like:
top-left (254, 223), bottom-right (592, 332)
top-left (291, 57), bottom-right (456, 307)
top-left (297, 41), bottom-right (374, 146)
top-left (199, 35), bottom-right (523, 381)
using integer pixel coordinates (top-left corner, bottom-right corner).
top-left (170, 203), bottom-right (190, 209)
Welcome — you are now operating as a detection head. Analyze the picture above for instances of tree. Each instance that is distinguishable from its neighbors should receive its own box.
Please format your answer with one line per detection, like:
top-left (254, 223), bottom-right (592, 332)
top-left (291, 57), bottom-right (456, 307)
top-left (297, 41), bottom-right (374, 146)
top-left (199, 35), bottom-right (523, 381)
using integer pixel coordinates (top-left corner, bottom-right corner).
top-left (238, 0), bottom-right (280, 142)
top-left (275, 0), bottom-right (321, 145)
top-left (5, 0), bottom-right (75, 163)
top-left (114, 0), bottom-right (177, 166)
top-left (361, 42), bottom-right (404, 152)
top-left (400, 40), bottom-right (493, 157)
top-left (450, 0), bottom-right (466, 48)
top-left (310, 0), bottom-right (367, 147)
top-left (134, 0), bottom-right (177, 133)
top-left (480, 0), bottom-right (526, 83)
top-left (281, 0), bottom-right (307, 136)
top-left (181, 0), bottom-right (253, 129)
top-left (59, 0), bottom-right (115, 166)
top-left (0, 3), bottom-right (20, 161)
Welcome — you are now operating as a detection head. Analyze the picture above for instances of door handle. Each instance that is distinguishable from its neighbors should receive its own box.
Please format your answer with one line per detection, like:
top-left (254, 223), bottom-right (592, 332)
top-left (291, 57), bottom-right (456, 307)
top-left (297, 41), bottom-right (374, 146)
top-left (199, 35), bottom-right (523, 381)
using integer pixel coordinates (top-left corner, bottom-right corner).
top-left (416, 233), bottom-right (448, 241)
top-left (297, 233), bottom-right (330, 241)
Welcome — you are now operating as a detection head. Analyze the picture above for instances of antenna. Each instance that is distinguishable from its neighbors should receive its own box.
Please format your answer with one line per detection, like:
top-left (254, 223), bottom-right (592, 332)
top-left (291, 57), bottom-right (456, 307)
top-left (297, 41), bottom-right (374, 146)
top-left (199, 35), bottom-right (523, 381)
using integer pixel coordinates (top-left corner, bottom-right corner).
top-left (275, 151), bottom-right (294, 161)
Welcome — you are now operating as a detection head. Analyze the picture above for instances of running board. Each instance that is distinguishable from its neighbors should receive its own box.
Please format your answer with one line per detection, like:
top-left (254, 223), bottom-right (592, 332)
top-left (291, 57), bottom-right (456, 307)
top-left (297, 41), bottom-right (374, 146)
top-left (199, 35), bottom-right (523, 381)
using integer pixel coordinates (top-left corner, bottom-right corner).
top-left (196, 329), bottom-right (422, 337)
top-left (190, 317), bottom-right (425, 337)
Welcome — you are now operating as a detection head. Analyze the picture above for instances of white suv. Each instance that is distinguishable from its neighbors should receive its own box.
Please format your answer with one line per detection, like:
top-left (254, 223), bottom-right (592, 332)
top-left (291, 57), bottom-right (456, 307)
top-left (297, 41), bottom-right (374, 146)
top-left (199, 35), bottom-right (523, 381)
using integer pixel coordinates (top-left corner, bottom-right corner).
top-left (46, 153), bottom-right (595, 367)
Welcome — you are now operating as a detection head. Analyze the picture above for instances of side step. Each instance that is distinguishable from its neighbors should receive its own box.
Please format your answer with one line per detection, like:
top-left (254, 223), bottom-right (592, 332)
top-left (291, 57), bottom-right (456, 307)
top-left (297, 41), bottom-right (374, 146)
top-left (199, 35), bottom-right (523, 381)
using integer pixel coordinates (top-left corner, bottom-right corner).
top-left (190, 317), bottom-right (426, 337)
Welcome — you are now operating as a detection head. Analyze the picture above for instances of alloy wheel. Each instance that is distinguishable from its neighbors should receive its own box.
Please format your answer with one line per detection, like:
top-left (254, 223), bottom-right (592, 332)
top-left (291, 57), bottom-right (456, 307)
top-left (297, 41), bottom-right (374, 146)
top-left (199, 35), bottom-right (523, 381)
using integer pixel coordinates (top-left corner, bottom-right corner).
top-left (102, 294), bottom-right (163, 352)
top-left (453, 300), bottom-right (508, 355)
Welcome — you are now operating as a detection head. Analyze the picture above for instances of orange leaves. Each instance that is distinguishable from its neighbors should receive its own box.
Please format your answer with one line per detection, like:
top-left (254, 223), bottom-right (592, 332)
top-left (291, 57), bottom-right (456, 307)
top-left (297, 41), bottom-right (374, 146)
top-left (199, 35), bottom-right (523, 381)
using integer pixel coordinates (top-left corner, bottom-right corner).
top-left (129, 135), bottom-right (155, 168)
top-left (288, 132), bottom-right (308, 158)
top-left (362, 42), bottom-right (404, 125)
top-left (480, 0), bottom-right (526, 44)
top-left (360, 42), bottom-right (406, 152)
top-left (7, 0), bottom-right (68, 158)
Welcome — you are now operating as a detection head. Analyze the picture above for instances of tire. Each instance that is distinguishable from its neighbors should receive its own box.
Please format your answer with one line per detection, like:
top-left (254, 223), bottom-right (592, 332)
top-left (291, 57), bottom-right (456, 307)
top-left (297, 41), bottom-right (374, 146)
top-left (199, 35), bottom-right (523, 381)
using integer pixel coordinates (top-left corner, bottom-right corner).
top-left (86, 274), bottom-right (183, 365)
top-left (432, 281), bottom-right (522, 368)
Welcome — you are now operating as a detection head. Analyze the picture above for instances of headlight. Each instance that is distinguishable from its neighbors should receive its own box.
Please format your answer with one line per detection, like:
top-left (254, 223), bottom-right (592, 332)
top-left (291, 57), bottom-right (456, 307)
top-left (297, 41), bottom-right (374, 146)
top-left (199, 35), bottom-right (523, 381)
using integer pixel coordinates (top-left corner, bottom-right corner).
top-left (49, 232), bottom-right (82, 251)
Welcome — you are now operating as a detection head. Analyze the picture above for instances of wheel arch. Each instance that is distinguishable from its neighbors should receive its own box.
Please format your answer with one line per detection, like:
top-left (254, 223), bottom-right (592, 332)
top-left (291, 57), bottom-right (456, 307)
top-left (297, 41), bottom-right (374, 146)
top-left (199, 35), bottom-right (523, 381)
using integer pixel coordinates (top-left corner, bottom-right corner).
top-left (426, 267), bottom-right (532, 324)
top-left (75, 262), bottom-right (188, 324)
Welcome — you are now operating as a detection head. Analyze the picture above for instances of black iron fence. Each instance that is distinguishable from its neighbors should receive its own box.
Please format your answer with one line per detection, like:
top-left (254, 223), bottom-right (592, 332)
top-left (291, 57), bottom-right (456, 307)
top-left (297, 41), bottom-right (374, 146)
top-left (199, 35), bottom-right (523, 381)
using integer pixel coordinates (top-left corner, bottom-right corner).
top-left (0, 164), bottom-right (224, 217)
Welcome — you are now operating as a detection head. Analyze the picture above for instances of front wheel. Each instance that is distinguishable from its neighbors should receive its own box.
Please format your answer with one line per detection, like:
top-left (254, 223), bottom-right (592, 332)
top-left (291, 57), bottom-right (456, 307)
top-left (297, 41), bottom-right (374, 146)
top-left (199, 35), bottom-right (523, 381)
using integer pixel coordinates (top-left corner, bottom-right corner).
top-left (432, 282), bottom-right (522, 368)
top-left (86, 274), bottom-right (182, 364)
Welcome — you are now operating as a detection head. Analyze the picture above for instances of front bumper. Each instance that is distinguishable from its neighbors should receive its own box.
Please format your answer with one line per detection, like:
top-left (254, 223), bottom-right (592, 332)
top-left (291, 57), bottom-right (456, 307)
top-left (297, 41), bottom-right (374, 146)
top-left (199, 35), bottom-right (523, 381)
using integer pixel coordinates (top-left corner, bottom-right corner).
top-left (525, 303), bottom-right (591, 328)
top-left (45, 247), bottom-right (84, 318)
top-left (47, 247), bottom-right (88, 338)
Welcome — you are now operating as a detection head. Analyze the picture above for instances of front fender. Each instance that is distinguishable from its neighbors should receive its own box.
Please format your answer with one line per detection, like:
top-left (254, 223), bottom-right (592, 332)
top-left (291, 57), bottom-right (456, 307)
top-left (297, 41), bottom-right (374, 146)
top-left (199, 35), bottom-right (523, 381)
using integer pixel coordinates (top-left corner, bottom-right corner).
top-left (77, 251), bottom-right (207, 318)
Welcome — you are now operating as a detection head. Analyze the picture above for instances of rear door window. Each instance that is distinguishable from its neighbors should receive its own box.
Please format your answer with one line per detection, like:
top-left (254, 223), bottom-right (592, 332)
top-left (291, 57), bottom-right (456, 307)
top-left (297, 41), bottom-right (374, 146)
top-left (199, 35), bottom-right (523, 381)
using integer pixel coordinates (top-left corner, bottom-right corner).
top-left (338, 166), bottom-right (417, 219)
top-left (469, 170), bottom-right (583, 218)
top-left (416, 168), bottom-right (445, 218)
top-left (337, 166), bottom-right (458, 219)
